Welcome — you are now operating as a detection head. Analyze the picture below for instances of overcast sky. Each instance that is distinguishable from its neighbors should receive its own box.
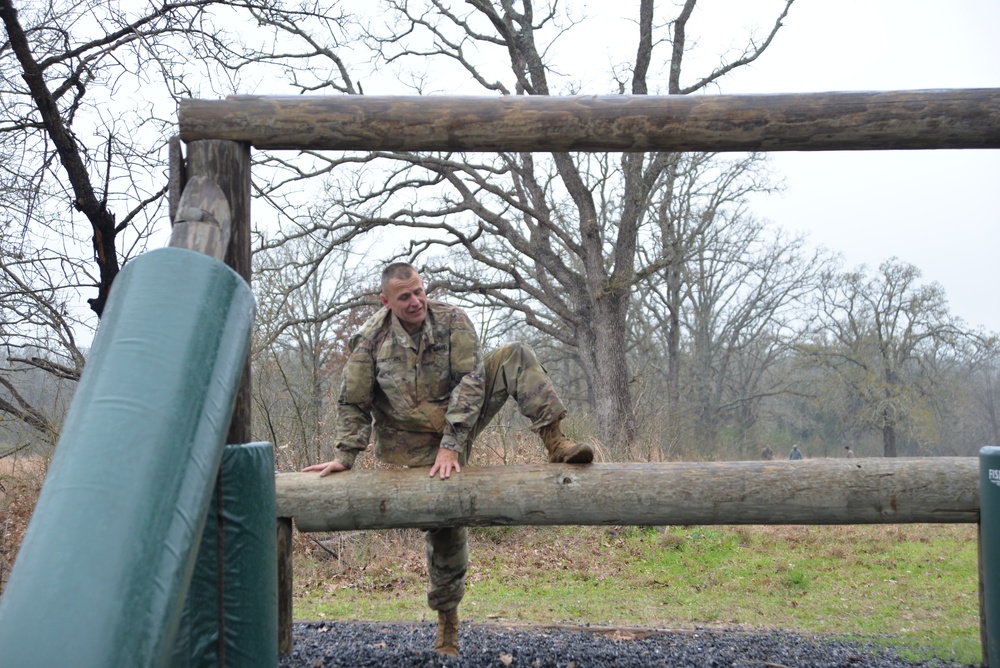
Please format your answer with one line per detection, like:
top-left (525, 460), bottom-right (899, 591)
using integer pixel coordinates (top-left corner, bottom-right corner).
top-left (283, 1), bottom-right (1000, 332)
top-left (680, 0), bottom-right (1000, 333)
top-left (392, 0), bottom-right (1000, 332)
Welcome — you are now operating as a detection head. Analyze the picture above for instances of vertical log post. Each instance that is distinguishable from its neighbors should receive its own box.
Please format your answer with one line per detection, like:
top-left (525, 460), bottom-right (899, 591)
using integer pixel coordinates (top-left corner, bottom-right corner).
top-left (184, 140), bottom-right (252, 445)
top-left (277, 517), bottom-right (294, 655)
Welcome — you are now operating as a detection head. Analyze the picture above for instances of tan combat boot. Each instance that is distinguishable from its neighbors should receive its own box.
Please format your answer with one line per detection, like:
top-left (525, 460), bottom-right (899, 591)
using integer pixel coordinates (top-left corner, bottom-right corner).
top-left (539, 419), bottom-right (594, 464)
top-left (434, 609), bottom-right (460, 656)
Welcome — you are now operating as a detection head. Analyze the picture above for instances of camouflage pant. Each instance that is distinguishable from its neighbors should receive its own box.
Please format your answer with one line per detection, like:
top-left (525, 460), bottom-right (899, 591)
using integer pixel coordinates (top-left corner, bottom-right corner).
top-left (425, 341), bottom-right (566, 611)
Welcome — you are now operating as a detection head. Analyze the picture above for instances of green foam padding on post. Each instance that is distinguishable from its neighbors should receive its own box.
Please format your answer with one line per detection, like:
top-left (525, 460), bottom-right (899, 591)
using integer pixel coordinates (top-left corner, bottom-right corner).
top-left (0, 247), bottom-right (255, 668)
top-left (171, 442), bottom-right (277, 668)
top-left (981, 446), bottom-right (1000, 666)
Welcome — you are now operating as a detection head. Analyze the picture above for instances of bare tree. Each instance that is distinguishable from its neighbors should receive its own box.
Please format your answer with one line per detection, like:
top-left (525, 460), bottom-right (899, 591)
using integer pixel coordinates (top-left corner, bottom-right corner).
top-left (290, 0), bottom-right (795, 453)
top-left (0, 240), bottom-right (89, 451)
top-left (0, 0), bottom-right (361, 441)
top-left (803, 259), bottom-right (961, 457)
top-left (955, 334), bottom-right (1000, 452)
top-left (634, 193), bottom-right (828, 450)
top-left (250, 233), bottom-right (376, 470)
top-left (976, 340), bottom-right (1000, 447)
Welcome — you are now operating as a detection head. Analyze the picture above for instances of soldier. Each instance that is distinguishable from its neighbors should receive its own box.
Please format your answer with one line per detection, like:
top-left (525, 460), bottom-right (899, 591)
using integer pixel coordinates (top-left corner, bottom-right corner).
top-left (303, 262), bottom-right (593, 656)
top-left (760, 445), bottom-right (774, 460)
top-left (844, 445), bottom-right (855, 458)
top-left (789, 444), bottom-right (803, 460)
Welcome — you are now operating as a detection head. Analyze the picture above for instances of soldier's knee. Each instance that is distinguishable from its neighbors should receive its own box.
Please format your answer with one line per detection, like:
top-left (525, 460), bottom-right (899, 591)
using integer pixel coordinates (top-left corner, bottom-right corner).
top-left (490, 340), bottom-right (525, 356)
top-left (506, 340), bottom-right (539, 364)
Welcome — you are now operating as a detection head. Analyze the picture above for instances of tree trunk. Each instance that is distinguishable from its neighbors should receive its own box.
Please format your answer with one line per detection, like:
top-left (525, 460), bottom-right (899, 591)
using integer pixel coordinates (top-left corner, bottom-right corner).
top-left (883, 424), bottom-right (898, 457)
top-left (1, 0), bottom-right (120, 316)
top-left (667, 294), bottom-right (681, 414)
top-left (577, 292), bottom-right (635, 454)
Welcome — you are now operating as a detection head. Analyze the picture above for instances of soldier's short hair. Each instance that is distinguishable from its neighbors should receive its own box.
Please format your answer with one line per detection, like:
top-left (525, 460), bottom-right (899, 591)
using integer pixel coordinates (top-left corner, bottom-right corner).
top-left (381, 262), bottom-right (419, 294)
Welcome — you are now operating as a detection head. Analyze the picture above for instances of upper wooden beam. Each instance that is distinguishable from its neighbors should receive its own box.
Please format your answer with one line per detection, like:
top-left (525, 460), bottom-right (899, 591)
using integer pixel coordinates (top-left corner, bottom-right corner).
top-left (276, 458), bottom-right (979, 532)
top-left (178, 89), bottom-right (1000, 153)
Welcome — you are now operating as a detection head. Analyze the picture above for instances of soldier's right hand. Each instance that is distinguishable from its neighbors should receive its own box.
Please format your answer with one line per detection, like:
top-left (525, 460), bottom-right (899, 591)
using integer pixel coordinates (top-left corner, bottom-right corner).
top-left (429, 448), bottom-right (461, 480)
top-left (302, 460), bottom-right (349, 477)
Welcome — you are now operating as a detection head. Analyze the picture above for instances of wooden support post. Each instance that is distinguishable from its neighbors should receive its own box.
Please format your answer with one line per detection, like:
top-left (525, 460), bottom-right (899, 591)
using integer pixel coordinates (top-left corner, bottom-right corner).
top-left (181, 140), bottom-right (265, 656)
top-left (184, 140), bottom-right (252, 445)
top-left (179, 89), bottom-right (1000, 153)
top-left (277, 517), bottom-right (294, 656)
top-left (168, 135), bottom-right (185, 223)
top-left (169, 176), bottom-right (231, 261)
top-left (276, 458), bottom-right (979, 532)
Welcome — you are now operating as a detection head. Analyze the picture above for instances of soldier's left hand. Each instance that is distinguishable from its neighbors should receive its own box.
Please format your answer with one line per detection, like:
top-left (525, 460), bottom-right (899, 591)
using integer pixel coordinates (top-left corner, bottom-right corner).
top-left (429, 448), bottom-right (461, 480)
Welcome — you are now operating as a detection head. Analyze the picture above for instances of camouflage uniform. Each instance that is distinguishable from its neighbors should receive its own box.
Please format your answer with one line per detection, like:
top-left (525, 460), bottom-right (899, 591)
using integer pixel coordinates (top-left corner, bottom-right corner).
top-left (334, 301), bottom-right (569, 611)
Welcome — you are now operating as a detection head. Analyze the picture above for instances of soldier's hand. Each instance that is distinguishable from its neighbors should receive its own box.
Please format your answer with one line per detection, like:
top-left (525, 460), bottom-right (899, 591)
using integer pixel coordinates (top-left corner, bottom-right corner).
top-left (302, 460), bottom-right (349, 477)
top-left (429, 448), bottom-right (461, 480)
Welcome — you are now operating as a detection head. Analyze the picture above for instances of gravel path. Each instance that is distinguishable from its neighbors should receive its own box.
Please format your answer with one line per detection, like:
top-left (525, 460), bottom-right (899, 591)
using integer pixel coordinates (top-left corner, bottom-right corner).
top-left (279, 621), bottom-right (978, 667)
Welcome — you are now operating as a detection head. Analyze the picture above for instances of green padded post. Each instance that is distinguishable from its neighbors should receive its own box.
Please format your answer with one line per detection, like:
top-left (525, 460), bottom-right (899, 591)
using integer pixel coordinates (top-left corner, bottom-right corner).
top-left (0, 248), bottom-right (255, 668)
top-left (982, 446), bottom-right (1000, 666)
top-left (171, 442), bottom-right (277, 668)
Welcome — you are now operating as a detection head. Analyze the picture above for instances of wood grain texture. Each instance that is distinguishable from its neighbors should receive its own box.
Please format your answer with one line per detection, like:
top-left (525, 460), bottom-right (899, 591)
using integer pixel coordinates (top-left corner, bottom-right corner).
top-left (168, 175), bottom-right (231, 260)
top-left (179, 89), bottom-right (1000, 152)
top-left (276, 458), bottom-right (979, 532)
top-left (184, 140), bottom-right (252, 446)
top-left (277, 517), bottom-right (293, 655)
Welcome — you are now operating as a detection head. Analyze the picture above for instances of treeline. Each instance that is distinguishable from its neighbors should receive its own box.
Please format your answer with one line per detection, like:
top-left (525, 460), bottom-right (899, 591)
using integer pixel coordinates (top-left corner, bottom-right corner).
top-left (249, 233), bottom-right (998, 469)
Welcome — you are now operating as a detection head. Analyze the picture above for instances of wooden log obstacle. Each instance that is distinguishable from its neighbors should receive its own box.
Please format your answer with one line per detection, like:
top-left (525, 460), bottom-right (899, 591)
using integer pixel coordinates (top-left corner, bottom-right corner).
top-left (274, 458), bottom-right (981, 655)
top-left (171, 88), bottom-right (1000, 661)
top-left (276, 458), bottom-right (979, 531)
top-left (179, 89), bottom-right (1000, 153)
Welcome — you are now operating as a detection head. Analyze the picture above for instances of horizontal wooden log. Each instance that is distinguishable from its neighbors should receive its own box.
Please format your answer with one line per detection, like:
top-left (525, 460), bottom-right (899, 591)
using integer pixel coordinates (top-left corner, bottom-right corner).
top-left (178, 89), bottom-right (1000, 153)
top-left (276, 458), bottom-right (979, 532)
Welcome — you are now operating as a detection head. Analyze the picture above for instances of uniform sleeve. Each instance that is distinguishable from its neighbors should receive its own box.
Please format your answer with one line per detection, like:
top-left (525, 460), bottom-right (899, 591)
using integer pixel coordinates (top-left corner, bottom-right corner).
top-left (333, 331), bottom-right (376, 468)
top-left (439, 310), bottom-right (485, 452)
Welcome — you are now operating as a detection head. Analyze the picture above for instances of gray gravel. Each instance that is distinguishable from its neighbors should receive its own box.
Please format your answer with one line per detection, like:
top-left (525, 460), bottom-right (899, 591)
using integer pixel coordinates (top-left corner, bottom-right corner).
top-left (278, 621), bottom-right (979, 667)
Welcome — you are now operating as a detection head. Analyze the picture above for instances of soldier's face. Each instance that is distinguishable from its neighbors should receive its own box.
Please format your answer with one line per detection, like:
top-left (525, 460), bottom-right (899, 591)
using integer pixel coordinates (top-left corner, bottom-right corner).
top-left (381, 273), bottom-right (428, 333)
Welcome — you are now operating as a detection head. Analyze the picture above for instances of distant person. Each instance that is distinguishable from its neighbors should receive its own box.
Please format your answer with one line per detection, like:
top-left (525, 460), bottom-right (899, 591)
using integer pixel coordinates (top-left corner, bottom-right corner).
top-left (789, 444), bottom-right (803, 460)
top-left (760, 445), bottom-right (774, 460)
top-left (844, 445), bottom-right (855, 458)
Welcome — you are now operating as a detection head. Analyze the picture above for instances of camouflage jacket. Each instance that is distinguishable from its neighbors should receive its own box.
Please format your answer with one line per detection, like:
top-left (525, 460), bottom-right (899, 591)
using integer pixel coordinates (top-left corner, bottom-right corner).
top-left (333, 301), bottom-right (485, 468)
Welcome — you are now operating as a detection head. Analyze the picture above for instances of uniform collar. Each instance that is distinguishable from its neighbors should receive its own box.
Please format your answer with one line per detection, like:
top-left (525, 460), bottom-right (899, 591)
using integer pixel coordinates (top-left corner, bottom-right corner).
top-left (387, 303), bottom-right (437, 347)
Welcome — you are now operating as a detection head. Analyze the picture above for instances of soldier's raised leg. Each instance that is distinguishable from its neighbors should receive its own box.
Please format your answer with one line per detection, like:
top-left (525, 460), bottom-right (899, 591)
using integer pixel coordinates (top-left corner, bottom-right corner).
top-left (472, 341), bottom-right (593, 464)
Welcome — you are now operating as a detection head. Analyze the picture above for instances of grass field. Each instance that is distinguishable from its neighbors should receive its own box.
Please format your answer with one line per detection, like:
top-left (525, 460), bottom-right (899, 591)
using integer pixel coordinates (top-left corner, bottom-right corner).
top-left (291, 523), bottom-right (982, 665)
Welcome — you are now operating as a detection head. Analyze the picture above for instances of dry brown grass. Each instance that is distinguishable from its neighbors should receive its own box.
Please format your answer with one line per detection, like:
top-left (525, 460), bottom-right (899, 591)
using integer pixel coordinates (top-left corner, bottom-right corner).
top-left (0, 454), bottom-right (49, 594)
top-left (0, 453), bottom-right (48, 479)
